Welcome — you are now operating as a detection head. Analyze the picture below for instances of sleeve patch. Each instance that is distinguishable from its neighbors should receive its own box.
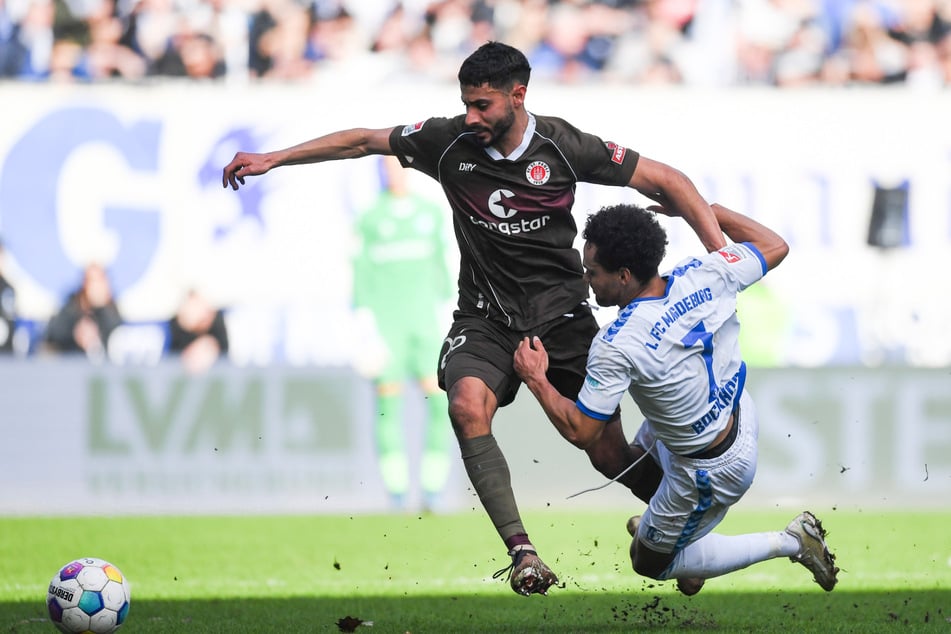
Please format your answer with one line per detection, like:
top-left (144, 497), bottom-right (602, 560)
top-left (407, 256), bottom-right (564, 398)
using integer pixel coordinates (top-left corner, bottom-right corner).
top-left (401, 120), bottom-right (426, 136)
top-left (604, 142), bottom-right (627, 164)
top-left (717, 245), bottom-right (747, 264)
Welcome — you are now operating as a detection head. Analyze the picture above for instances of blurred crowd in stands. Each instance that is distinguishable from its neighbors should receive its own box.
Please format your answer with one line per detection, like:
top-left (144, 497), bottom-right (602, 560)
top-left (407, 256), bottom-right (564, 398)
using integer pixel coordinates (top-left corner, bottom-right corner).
top-left (0, 246), bottom-right (229, 371)
top-left (0, 0), bottom-right (949, 87)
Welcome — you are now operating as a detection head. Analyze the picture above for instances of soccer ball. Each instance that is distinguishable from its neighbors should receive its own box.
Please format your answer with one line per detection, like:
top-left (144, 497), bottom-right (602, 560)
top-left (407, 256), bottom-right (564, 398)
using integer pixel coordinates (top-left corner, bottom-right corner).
top-left (47, 558), bottom-right (131, 633)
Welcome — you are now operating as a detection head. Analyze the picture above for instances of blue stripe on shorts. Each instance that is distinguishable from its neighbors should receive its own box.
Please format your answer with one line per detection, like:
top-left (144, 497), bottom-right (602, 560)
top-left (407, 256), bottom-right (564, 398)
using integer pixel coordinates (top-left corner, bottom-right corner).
top-left (673, 469), bottom-right (713, 554)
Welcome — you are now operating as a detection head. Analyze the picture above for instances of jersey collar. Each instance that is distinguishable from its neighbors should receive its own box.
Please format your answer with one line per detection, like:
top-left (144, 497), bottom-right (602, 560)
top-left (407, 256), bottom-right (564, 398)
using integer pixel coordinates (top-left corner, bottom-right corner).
top-left (484, 113), bottom-right (536, 162)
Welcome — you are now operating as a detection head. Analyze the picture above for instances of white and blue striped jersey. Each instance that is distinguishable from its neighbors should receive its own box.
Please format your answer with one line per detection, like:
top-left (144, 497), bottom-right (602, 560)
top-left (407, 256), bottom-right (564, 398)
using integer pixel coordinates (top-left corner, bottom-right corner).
top-left (576, 242), bottom-right (768, 455)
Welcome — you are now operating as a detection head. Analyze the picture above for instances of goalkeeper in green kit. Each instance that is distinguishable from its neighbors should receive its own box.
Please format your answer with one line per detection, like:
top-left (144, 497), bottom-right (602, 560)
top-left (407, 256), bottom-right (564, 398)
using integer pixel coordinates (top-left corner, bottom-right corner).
top-left (352, 156), bottom-right (455, 511)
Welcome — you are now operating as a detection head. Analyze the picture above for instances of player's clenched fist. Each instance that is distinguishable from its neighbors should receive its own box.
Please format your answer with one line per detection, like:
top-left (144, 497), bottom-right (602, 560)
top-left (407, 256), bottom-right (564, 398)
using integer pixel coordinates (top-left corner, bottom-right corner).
top-left (513, 336), bottom-right (549, 385)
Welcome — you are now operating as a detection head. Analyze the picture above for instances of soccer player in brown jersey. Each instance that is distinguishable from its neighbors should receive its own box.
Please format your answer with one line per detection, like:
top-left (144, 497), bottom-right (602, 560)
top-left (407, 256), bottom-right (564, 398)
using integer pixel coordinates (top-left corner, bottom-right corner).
top-left (223, 41), bottom-right (726, 596)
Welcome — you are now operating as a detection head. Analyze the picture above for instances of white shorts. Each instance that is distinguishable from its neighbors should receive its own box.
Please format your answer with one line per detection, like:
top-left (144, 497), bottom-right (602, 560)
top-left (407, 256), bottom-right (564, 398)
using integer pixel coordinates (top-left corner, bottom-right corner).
top-left (633, 390), bottom-right (759, 555)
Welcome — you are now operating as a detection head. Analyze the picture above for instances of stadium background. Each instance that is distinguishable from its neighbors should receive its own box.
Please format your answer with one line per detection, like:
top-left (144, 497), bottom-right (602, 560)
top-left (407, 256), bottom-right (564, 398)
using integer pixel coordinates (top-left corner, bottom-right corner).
top-left (1, 0), bottom-right (950, 516)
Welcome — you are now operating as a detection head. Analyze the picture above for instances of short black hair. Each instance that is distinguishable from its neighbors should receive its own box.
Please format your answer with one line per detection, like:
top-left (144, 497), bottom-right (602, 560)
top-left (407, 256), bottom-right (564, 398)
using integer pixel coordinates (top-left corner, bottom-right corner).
top-left (583, 204), bottom-right (667, 283)
top-left (458, 41), bottom-right (531, 90)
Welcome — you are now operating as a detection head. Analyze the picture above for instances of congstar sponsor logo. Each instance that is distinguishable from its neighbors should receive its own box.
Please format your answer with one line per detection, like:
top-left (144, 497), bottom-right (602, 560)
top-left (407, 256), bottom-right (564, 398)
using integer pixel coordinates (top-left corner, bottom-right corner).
top-left (469, 213), bottom-right (550, 236)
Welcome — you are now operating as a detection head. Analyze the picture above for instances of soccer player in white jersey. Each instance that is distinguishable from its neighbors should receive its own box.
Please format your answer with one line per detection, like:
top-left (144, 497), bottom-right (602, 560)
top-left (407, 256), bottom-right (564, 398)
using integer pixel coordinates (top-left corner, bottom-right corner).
top-left (514, 201), bottom-right (839, 595)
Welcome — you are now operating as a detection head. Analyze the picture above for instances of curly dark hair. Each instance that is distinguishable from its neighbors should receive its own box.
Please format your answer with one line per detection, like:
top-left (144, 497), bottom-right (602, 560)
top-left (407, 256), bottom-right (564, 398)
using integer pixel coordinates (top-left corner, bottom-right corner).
top-left (582, 204), bottom-right (668, 283)
top-left (458, 41), bottom-right (531, 90)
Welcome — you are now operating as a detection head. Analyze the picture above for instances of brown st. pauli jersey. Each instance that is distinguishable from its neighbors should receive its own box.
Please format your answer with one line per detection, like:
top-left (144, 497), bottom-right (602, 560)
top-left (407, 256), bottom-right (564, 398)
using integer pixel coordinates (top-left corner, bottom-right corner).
top-left (389, 112), bottom-right (639, 331)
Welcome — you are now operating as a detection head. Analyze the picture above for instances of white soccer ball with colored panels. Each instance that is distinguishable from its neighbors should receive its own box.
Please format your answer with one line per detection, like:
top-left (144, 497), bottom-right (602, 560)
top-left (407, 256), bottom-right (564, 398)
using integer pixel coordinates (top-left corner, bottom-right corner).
top-left (47, 558), bottom-right (131, 633)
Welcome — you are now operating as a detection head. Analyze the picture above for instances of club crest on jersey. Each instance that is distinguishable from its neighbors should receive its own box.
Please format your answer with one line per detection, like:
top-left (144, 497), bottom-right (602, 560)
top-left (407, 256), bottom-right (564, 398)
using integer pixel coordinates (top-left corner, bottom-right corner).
top-left (645, 525), bottom-right (666, 544)
top-left (605, 142), bottom-right (627, 164)
top-left (525, 161), bottom-right (551, 185)
top-left (401, 120), bottom-right (426, 136)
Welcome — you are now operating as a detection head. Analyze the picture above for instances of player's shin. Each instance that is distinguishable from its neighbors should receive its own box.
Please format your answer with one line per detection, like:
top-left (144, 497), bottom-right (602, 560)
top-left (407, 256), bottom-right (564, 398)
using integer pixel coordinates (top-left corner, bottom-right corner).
top-left (659, 532), bottom-right (798, 580)
top-left (458, 434), bottom-right (526, 543)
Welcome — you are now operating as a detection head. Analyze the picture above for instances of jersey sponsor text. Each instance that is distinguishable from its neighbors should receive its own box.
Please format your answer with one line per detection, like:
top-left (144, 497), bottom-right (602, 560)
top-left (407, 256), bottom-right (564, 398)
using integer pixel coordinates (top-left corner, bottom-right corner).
top-left (468, 213), bottom-right (551, 236)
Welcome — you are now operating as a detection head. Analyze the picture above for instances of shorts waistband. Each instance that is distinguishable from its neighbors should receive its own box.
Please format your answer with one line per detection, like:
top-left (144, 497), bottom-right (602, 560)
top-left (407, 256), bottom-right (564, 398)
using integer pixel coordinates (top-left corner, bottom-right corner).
top-left (686, 409), bottom-right (739, 460)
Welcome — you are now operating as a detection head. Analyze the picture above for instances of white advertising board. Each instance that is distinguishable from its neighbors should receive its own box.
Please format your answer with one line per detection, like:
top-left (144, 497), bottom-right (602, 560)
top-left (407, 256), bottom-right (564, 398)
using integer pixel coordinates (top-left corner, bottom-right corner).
top-left (1, 361), bottom-right (947, 515)
top-left (0, 84), bottom-right (949, 367)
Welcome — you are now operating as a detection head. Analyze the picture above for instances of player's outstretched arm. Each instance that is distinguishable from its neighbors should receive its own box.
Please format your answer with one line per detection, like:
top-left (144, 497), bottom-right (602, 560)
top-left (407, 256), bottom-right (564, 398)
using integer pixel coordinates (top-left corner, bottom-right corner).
top-left (514, 337), bottom-right (604, 449)
top-left (712, 203), bottom-right (789, 271)
top-left (628, 156), bottom-right (725, 253)
top-left (222, 127), bottom-right (397, 190)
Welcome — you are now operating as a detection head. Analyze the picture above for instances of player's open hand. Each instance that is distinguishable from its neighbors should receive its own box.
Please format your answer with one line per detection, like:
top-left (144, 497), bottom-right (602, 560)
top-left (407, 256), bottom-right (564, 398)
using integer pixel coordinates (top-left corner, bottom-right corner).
top-left (513, 336), bottom-right (549, 383)
top-left (222, 152), bottom-right (271, 190)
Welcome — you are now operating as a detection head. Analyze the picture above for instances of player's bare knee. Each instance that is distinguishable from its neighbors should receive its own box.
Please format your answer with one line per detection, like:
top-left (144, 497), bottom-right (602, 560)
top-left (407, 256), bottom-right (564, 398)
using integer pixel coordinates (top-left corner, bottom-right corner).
top-left (446, 378), bottom-right (496, 437)
top-left (447, 400), bottom-right (474, 433)
top-left (447, 397), bottom-right (488, 438)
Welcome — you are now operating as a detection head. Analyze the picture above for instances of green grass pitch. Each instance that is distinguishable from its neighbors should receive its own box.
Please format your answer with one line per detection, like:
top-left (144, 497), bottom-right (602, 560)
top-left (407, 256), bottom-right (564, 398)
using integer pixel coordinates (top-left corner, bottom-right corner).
top-left (1, 508), bottom-right (948, 632)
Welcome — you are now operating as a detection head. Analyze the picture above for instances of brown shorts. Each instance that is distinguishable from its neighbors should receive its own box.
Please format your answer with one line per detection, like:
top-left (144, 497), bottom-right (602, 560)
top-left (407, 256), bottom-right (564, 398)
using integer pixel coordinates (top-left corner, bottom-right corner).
top-left (436, 303), bottom-right (599, 408)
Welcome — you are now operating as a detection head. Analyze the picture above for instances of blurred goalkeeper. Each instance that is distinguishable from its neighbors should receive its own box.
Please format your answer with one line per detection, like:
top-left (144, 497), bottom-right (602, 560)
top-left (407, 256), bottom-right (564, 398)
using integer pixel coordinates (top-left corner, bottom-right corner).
top-left (514, 200), bottom-right (839, 595)
top-left (223, 41), bottom-right (724, 596)
top-left (352, 156), bottom-right (454, 511)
